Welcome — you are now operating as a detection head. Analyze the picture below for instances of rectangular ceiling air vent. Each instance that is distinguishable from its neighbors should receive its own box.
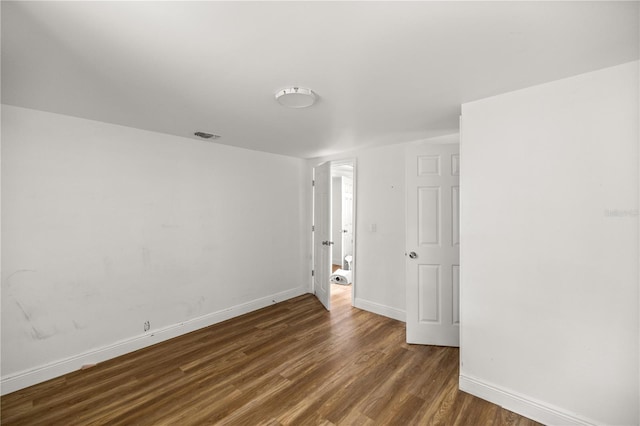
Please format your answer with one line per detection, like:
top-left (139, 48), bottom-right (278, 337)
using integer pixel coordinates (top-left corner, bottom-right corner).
top-left (194, 131), bottom-right (221, 140)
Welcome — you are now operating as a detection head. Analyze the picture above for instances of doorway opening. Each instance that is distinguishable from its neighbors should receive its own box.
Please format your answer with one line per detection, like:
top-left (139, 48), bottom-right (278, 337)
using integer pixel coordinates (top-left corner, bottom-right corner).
top-left (329, 160), bottom-right (355, 308)
top-left (311, 159), bottom-right (356, 311)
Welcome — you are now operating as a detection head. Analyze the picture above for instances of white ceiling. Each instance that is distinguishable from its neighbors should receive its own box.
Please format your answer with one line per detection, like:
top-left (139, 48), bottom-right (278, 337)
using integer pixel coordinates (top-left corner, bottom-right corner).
top-left (2, 1), bottom-right (638, 159)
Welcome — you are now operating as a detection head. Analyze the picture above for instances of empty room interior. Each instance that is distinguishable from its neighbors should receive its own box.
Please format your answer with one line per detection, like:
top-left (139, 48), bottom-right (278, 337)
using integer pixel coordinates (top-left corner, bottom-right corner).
top-left (1, 2), bottom-right (639, 425)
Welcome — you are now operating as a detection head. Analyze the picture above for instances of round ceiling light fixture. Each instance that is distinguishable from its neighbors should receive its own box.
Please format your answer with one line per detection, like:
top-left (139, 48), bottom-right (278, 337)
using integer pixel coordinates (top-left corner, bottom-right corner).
top-left (275, 87), bottom-right (317, 108)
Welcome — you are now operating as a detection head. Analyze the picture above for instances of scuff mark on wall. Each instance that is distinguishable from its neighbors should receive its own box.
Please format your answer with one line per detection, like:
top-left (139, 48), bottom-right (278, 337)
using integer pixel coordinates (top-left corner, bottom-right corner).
top-left (14, 299), bottom-right (55, 340)
top-left (196, 296), bottom-right (205, 314)
top-left (72, 320), bottom-right (87, 330)
top-left (14, 299), bottom-right (32, 322)
top-left (6, 269), bottom-right (60, 341)
top-left (30, 325), bottom-right (55, 341)
top-left (5, 269), bottom-right (37, 284)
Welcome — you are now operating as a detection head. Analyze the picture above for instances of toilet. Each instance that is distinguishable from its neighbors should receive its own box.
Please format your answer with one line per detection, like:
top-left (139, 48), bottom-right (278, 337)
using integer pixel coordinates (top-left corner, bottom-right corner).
top-left (344, 255), bottom-right (353, 270)
top-left (331, 255), bottom-right (354, 285)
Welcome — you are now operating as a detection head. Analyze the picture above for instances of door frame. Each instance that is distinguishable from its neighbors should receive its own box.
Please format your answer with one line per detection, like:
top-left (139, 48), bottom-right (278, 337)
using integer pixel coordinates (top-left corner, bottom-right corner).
top-left (311, 158), bottom-right (357, 307)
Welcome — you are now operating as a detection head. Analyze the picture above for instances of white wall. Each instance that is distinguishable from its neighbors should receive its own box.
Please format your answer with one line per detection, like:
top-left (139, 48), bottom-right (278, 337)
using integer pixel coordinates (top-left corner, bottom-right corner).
top-left (460, 61), bottom-right (639, 425)
top-left (350, 145), bottom-right (406, 317)
top-left (1, 105), bottom-right (308, 393)
top-left (309, 146), bottom-right (406, 320)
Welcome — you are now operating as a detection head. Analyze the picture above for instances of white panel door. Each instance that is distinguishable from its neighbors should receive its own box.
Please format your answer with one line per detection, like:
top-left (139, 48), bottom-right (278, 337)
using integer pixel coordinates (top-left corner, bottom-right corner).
top-left (313, 162), bottom-right (332, 311)
top-left (406, 143), bottom-right (460, 346)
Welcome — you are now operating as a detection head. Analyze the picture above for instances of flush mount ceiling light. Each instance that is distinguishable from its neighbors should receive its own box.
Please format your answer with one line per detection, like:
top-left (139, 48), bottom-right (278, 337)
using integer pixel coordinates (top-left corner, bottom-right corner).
top-left (275, 87), bottom-right (317, 108)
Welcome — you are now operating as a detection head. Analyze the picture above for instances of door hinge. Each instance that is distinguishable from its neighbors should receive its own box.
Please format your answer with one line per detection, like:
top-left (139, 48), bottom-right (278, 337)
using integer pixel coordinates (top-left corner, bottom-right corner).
top-left (312, 225), bottom-right (315, 232)
top-left (312, 270), bottom-right (315, 277)
top-left (312, 180), bottom-right (315, 187)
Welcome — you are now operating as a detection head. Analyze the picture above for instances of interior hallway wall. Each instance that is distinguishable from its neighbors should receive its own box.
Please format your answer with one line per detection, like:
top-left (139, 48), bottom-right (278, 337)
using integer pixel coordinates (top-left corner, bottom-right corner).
top-left (460, 61), bottom-right (639, 425)
top-left (1, 105), bottom-right (308, 392)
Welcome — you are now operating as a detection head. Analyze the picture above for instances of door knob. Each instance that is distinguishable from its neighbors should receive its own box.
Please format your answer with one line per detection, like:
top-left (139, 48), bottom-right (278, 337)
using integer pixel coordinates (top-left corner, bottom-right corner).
top-left (322, 241), bottom-right (334, 246)
top-left (409, 251), bottom-right (417, 259)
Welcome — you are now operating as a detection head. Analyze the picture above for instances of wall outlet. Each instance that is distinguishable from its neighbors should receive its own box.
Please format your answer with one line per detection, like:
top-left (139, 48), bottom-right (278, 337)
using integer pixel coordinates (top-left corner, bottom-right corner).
top-left (143, 321), bottom-right (150, 332)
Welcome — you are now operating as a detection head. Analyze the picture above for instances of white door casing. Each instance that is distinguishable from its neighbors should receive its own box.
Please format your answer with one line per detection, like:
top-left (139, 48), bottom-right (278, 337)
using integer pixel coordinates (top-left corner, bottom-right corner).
top-left (332, 176), bottom-right (343, 266)
top-left (406, 143), bottom-right (460, 346)
top-left (313, 162), bottom-right (332, 311)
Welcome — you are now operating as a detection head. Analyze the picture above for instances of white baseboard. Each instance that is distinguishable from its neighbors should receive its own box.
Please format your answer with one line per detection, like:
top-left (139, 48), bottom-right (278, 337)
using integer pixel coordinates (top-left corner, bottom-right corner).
top-left (354, 298), bottom-right (406, 322)
top-left (459, 375), bottom-right (598, 426)
top-left (1, 286), bottom-right (308, 395)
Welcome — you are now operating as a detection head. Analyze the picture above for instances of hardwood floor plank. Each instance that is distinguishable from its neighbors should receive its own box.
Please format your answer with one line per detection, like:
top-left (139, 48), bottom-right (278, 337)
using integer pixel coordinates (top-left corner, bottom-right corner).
top-left (1, 289), bottom-right (541, 425)
top-left (374, 392), bottom-right (426, 425)
top-left (355, 349), bottom-right (420, 420)
top-left (321, 348), bottom-right (410, 424)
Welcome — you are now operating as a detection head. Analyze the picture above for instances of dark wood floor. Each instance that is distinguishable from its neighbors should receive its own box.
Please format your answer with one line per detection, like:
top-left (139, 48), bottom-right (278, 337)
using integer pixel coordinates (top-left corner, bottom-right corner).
top-left (1, 284), bottom-right (540, 425)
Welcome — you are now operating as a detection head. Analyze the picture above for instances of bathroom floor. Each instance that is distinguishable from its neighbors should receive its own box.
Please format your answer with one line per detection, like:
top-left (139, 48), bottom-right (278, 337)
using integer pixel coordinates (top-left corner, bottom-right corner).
top-left (331, 264), bottom-right (352, 307)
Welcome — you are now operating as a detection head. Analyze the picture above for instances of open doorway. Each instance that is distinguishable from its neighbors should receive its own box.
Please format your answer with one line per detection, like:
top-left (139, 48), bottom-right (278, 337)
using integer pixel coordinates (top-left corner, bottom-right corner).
top-left (312, 159), bottom-right (356, 310)
top-left (329, 160), bottom-right (355, 307)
